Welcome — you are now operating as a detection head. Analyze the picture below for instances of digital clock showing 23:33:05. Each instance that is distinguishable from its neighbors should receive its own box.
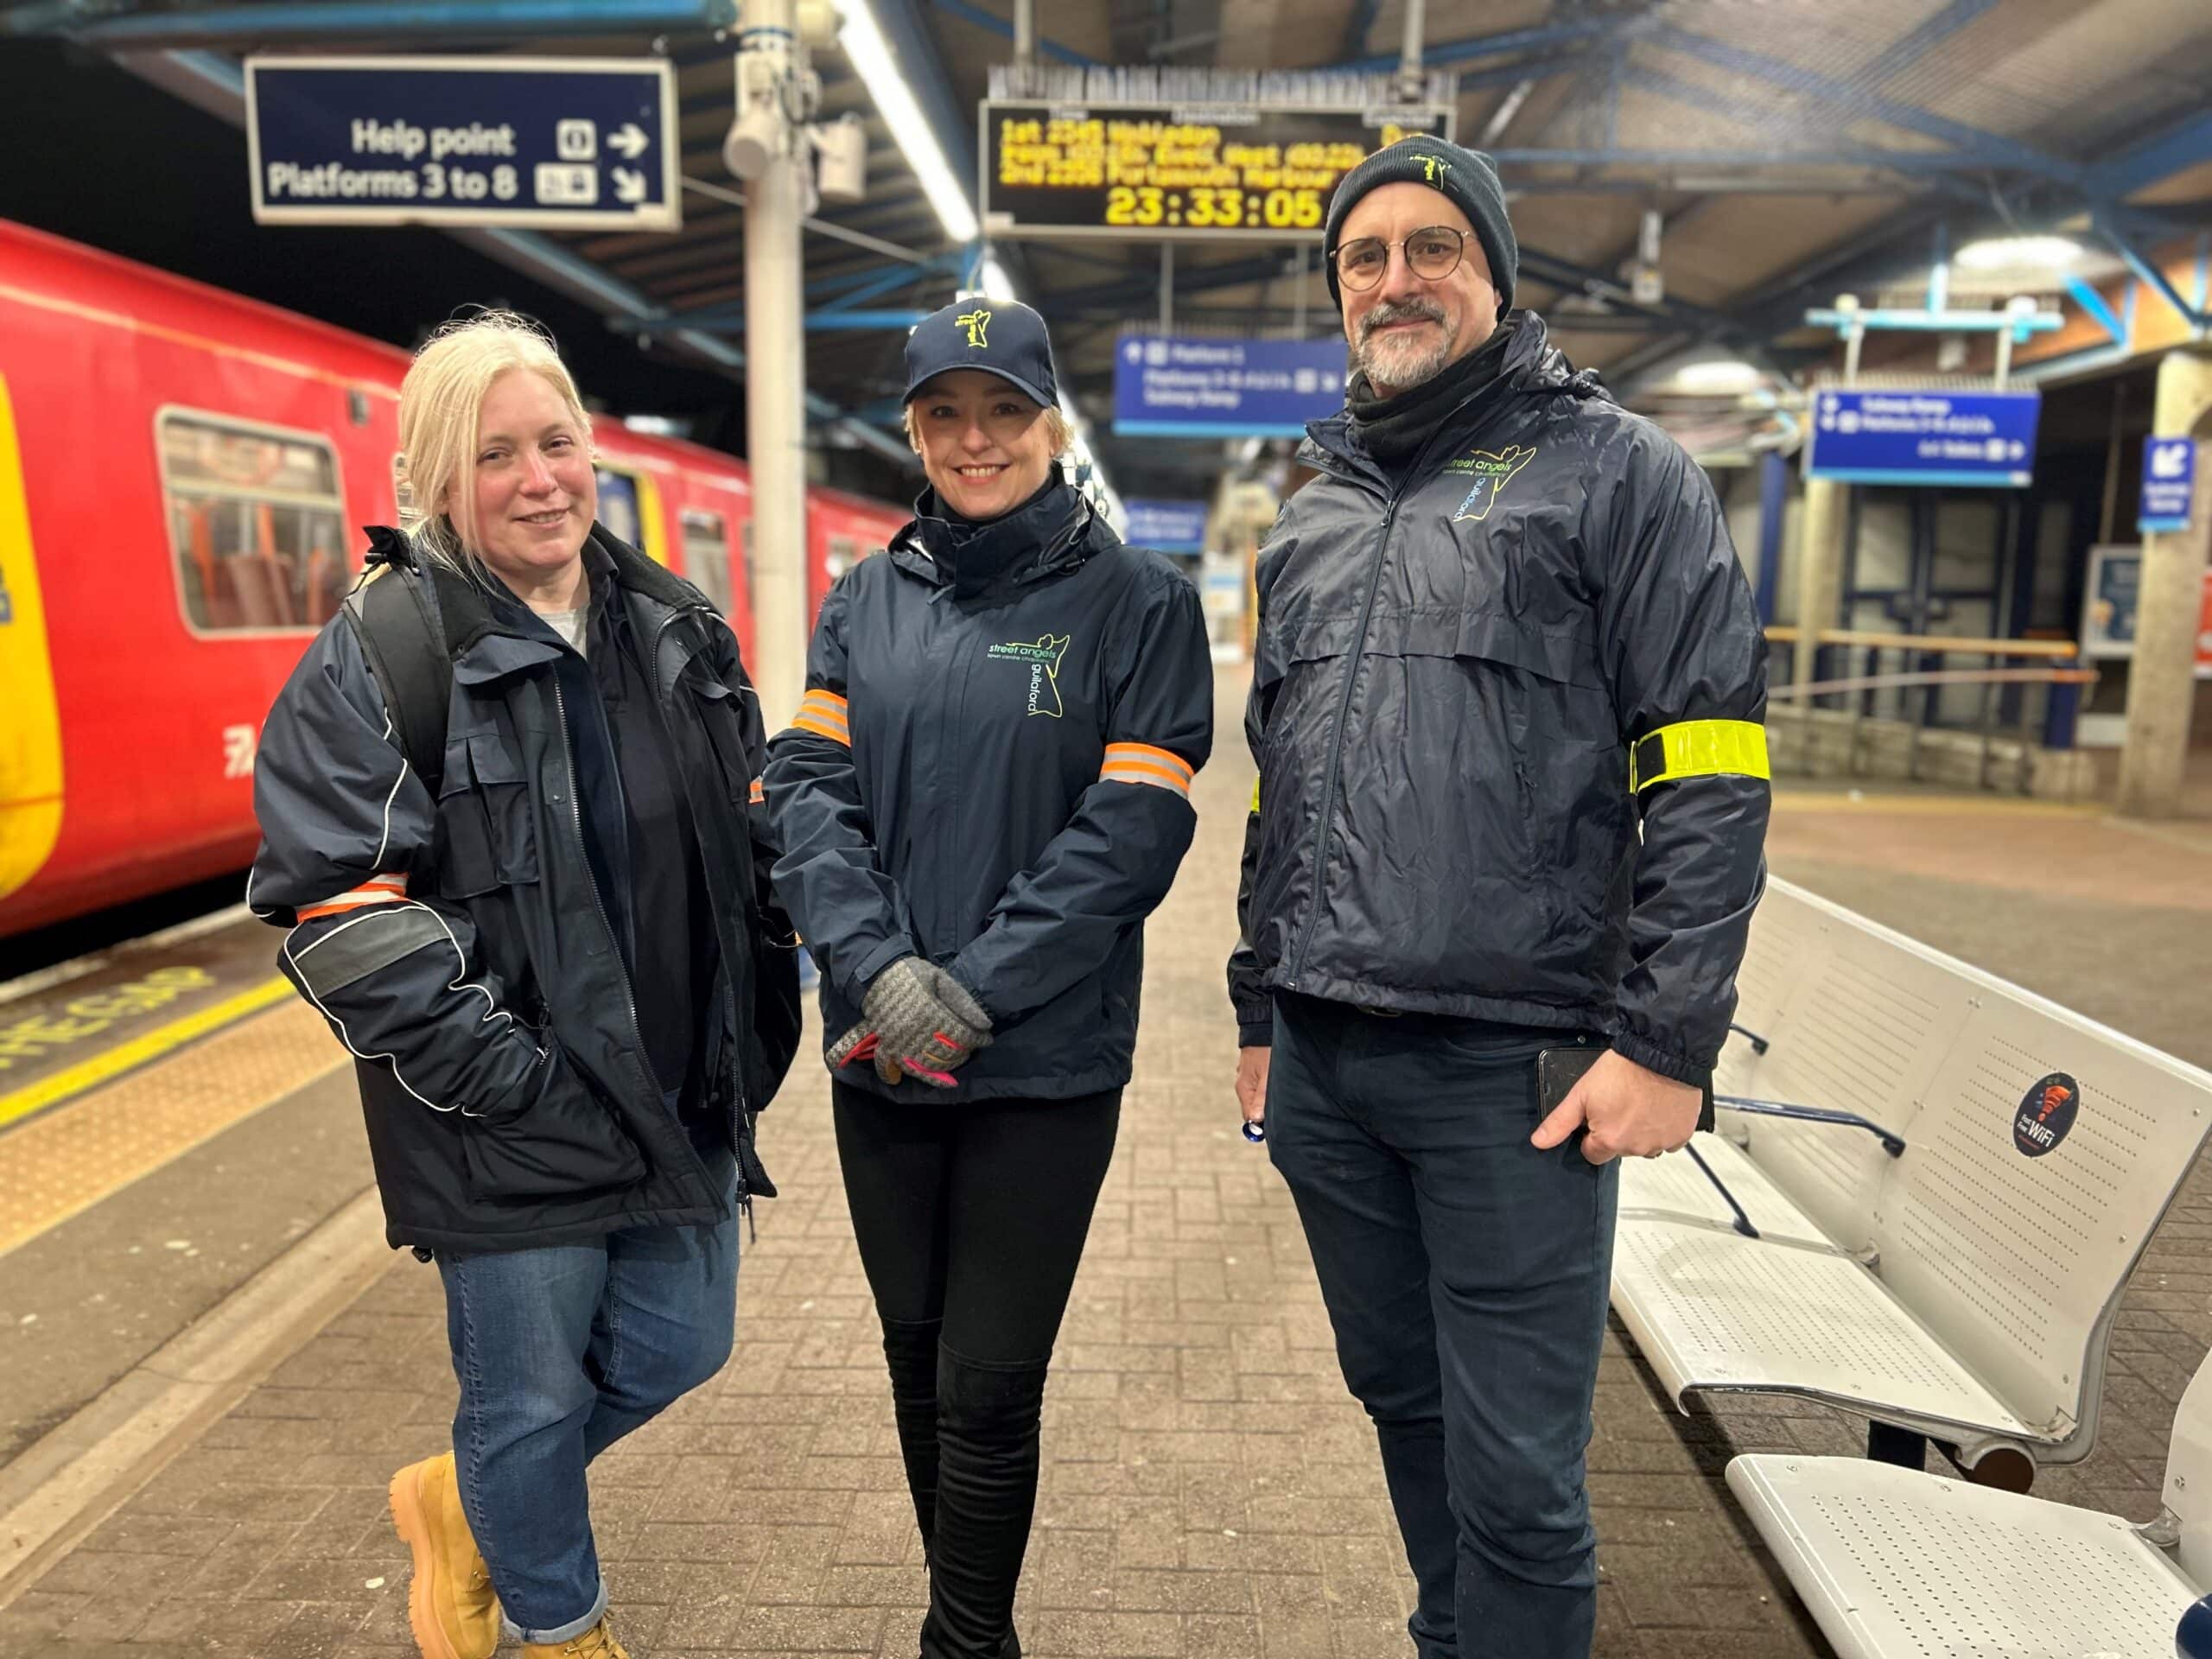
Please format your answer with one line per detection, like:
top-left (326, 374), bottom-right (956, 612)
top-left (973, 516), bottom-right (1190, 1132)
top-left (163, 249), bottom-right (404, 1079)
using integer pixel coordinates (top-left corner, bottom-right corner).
top-left (979, 101), bottom-right (1454, 240)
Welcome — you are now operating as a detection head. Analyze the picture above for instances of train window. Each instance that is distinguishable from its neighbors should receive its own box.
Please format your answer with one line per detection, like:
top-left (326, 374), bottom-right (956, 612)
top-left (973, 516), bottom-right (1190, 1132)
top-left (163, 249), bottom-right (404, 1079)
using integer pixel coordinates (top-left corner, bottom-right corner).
top-left (682, 509), bottom-right (733, 617)
top-left (825, 535), bottom-right (862, 582)
top-left (595, 466), bottom-right (643, 548)
top-left (742, 522), bottom-right (756, 591)
top-left (160, 410), bottom-right (348, 635)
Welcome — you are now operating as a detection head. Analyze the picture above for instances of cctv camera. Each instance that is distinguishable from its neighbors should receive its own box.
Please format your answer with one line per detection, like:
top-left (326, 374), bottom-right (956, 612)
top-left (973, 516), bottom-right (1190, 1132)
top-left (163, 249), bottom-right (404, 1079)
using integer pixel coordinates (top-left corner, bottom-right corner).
top-left (724, 99), bottom-right (785, 179)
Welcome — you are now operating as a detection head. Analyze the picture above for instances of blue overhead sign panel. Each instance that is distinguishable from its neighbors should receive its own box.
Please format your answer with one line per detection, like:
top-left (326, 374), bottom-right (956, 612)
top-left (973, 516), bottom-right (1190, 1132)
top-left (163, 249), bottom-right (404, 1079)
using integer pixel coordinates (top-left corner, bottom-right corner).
top-left (1115, 334), bottom-right (1349, 437)
top-left (245, 56), bottom-right (679, 232)
top-left (1805, 389), bottom-right (2042, 487)
top-left (1124, 499), bottom-right (1211, 553)
top-left (2140, 436), bottom-right (2196, 534)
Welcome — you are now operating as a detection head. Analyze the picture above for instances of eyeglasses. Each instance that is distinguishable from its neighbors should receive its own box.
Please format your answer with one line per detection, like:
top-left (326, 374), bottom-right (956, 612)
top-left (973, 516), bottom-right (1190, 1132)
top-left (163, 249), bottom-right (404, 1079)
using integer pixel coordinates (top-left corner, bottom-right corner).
top-left (1330, 226), bottom-right (1467, 291)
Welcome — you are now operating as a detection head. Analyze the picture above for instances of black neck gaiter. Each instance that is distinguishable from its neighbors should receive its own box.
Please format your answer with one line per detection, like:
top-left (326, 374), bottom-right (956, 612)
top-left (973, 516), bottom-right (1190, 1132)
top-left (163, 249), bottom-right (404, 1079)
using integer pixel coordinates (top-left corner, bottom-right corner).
top-left (1346, 320), bottom-right (1516, 477)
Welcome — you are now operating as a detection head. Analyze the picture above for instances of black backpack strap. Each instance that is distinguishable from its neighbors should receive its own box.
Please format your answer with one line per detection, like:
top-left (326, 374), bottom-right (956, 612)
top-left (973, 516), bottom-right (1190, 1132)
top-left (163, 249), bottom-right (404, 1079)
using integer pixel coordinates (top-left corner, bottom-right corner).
top-left (345, 553), bottom-right (452, 799)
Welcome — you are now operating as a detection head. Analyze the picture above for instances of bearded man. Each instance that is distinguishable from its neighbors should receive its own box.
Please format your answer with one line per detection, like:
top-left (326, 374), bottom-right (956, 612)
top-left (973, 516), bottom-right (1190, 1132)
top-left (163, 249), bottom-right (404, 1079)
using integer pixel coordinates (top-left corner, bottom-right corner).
top-left (1227, 137), bottom-right (1770, 1659)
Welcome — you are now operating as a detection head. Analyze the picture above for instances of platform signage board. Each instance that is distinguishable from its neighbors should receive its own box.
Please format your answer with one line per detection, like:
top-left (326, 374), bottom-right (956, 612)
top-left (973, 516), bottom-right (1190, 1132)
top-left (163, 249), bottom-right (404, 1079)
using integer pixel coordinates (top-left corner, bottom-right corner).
top-left (2079, 544), bottom-right (2212, 677)
top-left (1804, 388), bottom-right (2042, 487)
top-left (982, 101), bottom-right (1453, 241)
top-left (1114, 334), bottom-right (1348, 437)
top-left (245, 56), bottom-right (679, 231)
top-left (2139, 436), bottom-right (2196, 534)
top-left (1123, 499), bottom-right (1211, 552)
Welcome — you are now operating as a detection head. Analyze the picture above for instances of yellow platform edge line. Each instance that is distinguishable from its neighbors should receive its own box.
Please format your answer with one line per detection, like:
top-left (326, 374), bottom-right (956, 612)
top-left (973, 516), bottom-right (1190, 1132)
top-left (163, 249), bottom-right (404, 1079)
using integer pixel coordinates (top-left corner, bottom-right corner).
top-left (0, 976), bottom-right (296, 1131)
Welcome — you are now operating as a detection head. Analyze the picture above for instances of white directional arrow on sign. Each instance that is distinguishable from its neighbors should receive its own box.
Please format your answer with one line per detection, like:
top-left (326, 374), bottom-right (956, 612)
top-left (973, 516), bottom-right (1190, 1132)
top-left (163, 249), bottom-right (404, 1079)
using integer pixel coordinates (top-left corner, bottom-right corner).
top-left (613, 168), bottom-right (647, 204)
top-left (610, 123), bottom-right (650, 161)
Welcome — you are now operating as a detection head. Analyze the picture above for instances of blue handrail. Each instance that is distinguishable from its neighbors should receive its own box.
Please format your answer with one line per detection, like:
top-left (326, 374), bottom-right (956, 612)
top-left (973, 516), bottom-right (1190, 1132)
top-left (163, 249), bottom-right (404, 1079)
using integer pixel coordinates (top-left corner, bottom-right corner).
top-left (1714, 1096), bottom-right (1907, 1158)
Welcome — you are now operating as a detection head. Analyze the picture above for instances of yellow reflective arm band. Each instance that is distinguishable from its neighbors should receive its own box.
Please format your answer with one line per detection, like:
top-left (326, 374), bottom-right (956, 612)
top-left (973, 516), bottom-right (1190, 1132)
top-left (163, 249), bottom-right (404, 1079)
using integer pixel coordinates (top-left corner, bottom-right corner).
top-left (1629, 719), bottom-right (1770, 793)
top-left (1250, 777), bottom-right (1261, 813)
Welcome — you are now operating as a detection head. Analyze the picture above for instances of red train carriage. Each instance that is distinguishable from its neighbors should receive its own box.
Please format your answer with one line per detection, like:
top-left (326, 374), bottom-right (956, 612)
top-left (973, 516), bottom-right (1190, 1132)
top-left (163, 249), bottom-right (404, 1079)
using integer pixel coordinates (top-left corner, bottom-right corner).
top-left (0, 219), bottom-right (906, 941)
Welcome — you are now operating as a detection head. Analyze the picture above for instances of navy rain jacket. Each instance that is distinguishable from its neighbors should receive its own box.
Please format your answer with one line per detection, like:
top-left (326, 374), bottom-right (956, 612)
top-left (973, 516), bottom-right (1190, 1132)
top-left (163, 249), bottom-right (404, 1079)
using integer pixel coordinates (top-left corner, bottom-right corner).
top-left (765, 472), bottom-right (1212, 1102)
top-left (1227, 315), bottom-right (1770, 1085)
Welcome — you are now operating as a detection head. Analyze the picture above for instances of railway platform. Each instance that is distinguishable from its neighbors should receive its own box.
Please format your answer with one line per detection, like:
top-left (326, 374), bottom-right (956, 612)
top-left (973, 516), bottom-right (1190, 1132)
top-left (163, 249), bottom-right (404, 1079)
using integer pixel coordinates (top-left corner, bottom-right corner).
top-left (3, 675), bottom-right (2209, 1659)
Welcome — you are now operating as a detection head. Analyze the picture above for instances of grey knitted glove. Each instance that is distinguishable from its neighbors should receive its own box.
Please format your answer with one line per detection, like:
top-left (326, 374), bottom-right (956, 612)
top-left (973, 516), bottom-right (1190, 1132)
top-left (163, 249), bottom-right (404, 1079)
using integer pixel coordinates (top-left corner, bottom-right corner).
top-left (827, 956), bottom-right (992, 1088)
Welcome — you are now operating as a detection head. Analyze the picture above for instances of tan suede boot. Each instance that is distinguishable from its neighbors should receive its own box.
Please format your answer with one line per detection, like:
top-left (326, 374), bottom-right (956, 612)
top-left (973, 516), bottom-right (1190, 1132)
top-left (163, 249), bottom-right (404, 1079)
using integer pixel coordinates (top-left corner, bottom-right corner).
top-left (389, 1452), bottom-right (499, 1659)
top-left (523, 1614), bottom-right (632, 1658)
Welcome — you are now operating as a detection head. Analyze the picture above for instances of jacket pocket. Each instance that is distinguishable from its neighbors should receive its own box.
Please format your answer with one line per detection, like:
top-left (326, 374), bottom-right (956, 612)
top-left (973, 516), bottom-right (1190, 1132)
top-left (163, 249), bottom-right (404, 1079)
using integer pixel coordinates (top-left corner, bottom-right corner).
top-left (461, 1046), bottom-right (647, 1205)
top-left (435, 733), bottom-right (540, 897)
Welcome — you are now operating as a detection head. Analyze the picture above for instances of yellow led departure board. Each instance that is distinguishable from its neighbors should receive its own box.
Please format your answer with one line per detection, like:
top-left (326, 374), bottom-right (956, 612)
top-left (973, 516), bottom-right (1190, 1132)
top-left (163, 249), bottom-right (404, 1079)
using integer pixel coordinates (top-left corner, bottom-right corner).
top-left (980, 101), bottom-right (1455, 241)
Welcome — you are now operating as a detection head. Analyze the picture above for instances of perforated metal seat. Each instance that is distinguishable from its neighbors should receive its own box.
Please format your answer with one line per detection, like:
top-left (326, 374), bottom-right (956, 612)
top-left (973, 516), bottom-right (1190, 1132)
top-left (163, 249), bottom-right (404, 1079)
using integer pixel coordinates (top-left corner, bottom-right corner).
top-left (1610, 878), bottom-right (2212, 1468)
top-left (1729, 1455), bottom-right (2196, 1658)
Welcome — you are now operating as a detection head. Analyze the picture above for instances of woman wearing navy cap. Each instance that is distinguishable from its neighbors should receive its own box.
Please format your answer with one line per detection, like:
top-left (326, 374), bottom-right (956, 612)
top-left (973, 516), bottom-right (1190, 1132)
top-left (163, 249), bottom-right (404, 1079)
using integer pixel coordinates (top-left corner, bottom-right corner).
top-left (763, 297), bottom-right (1212, 1658)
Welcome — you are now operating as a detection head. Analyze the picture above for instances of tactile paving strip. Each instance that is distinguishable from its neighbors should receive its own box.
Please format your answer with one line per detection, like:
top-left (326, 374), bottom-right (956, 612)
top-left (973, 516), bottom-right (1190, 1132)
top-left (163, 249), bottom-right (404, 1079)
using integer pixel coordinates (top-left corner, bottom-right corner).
top-left (0, 1001), bottom-right (341, 1255)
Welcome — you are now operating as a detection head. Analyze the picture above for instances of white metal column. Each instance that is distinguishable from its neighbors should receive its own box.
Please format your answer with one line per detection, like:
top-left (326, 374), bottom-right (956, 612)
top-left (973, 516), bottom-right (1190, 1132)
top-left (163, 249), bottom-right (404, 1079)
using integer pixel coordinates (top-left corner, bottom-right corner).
top-left (740, 0), bottom-right (810, 729)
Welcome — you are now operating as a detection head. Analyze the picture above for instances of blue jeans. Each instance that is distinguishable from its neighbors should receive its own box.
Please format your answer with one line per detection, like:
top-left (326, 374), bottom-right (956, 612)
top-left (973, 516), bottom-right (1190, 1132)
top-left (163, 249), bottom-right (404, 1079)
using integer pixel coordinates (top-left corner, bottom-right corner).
top-left (435, 1176), bottom-right (739, 1643)
top-left (1266, 995), bottom-right (1618, 1659)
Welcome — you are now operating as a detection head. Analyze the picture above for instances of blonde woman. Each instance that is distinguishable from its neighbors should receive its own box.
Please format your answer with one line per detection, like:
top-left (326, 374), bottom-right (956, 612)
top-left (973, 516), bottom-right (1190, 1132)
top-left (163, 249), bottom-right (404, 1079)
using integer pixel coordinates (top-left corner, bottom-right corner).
top-left (250, 313), bottom-right (800, 1659)
top-left (763, 299), bottom-right (1211, 1658)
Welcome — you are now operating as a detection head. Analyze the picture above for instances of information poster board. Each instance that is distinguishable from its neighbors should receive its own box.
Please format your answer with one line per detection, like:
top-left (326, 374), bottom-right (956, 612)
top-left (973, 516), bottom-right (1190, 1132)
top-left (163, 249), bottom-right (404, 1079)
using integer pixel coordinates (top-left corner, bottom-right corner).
top-left (981, 101), bottom-right (1452, 240)
top-left (2080, 543), bottom-right (2212, 677)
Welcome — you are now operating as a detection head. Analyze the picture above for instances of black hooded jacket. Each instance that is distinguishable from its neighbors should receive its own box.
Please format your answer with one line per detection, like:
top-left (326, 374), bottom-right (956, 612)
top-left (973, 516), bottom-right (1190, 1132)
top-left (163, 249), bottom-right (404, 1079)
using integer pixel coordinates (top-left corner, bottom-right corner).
top-left (764, 472), bottom-right (1212, 1102)
top-left (250, 527), bottom-right (802, 1253)
top-left (1227, 315), bottom-right (1770, 1085)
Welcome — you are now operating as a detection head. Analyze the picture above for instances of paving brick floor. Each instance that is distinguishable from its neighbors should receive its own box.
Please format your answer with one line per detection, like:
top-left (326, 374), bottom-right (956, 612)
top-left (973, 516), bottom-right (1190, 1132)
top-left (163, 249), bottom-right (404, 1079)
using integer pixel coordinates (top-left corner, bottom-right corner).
top-left (19, 677), bottom-right (2051, 1659)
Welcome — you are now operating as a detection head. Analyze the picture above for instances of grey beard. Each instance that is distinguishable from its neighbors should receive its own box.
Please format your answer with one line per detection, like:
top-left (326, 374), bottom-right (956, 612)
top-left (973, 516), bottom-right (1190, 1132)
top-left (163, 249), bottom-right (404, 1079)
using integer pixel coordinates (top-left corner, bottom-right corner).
top-left (1351, 301), bottom-right (1453, 392)
top-left (1353, 330), bottom-right (1452, 393)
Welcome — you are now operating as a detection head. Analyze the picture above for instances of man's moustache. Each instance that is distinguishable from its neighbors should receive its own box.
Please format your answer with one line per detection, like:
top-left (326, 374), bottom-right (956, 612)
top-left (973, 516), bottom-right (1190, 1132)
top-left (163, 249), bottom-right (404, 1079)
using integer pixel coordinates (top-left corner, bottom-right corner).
top-left (1361, 302), bottom-right (1446, 340)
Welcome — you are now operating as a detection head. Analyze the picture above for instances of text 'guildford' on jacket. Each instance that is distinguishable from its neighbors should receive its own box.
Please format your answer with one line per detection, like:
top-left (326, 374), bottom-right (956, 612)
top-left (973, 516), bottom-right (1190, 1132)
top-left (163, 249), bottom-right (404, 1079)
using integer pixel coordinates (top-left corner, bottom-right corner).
top-left (764, 473), bottom-right (1213, 1103)
top-left (1227, 315), bottom-right (1770, 1085)
top-left (249, 527), bottom-right (802, 1255)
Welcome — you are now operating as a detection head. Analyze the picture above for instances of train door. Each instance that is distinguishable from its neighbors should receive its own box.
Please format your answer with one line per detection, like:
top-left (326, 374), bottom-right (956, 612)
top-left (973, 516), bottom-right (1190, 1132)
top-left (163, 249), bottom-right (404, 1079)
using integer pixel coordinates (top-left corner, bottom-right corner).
top-left (0, 372), bottom-right (62, 907)
top-left (593, 460), bottom-right (667, 564)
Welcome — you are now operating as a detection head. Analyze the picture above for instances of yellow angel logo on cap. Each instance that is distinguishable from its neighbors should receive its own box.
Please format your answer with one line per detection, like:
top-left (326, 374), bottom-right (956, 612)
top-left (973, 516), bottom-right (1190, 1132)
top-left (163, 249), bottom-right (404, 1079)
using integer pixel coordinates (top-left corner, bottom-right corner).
top-left (957, 309), bottom-right (992, 348)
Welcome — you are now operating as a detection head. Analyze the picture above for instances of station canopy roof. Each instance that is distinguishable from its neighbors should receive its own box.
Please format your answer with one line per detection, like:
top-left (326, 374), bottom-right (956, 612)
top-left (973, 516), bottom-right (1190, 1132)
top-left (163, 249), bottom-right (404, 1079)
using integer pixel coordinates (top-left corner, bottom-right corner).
top-left (10, 0), bottom-right (2211, 494)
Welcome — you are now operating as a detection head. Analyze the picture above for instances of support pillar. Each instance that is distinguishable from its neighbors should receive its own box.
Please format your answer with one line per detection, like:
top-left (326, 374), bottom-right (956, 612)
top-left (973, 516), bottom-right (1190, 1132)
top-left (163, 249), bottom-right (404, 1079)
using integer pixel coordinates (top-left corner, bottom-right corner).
top-left (1795, 474), bottom-right (1849, 696)
top-left (2117, 349), bottom-right (2212, 819)
top-left (741, 0), bottom-right (810, 729)
top-left (1755, 448), bottom-right (1787, 626)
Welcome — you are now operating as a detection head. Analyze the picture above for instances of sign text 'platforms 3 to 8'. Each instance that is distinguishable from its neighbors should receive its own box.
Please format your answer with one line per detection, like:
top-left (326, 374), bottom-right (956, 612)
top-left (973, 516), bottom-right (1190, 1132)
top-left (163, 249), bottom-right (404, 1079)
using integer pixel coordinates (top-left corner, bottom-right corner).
top-left (246, 56), bottom-right (678, 232)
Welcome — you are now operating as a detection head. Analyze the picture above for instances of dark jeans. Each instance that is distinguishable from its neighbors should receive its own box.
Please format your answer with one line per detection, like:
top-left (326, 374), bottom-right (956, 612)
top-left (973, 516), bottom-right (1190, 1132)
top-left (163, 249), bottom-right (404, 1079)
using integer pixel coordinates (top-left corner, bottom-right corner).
top-left (435, 1164), bottom-right (739, 1643)
top-left (1266, 994), bottom-right (1618, 1659)
top-left (834, 1082), bottom-right (1120, 1658)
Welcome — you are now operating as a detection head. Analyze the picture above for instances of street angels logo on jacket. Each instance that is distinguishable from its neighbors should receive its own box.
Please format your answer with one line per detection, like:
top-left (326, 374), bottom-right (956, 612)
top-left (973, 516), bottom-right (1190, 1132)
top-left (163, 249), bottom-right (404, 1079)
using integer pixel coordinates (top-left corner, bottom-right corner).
top-left (988, 633), bottom-right (1072, 716)
top-left (1445, 442), bottom-right (1535, 523)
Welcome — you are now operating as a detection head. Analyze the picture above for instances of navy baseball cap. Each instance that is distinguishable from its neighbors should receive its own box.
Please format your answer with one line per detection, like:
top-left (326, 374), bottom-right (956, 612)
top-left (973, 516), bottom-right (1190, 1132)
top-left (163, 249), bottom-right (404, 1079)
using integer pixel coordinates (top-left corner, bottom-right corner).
top-left (902, 297), bottom-right (1059, 410)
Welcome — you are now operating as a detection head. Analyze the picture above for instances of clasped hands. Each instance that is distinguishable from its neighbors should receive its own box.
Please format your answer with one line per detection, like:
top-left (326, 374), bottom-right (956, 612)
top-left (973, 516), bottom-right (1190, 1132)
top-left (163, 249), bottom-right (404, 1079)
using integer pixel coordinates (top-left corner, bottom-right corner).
top-left (828, 954), bottom-right (993, 1088)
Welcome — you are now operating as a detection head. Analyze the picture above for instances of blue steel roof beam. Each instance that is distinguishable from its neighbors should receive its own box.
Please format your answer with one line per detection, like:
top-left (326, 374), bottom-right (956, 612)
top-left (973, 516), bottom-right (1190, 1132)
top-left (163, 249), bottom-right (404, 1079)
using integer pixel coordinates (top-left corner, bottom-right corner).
top-left (15, 0), bottom-right (741, 44)
top-left (1342, 10), bottom-right (1657, 75)
top-left (2089, 110), bottom-right (2212, 201)
top-left (1847, 0), bottom-right (2003, 93)
top-left (2092, 209), bottom-right (2212, 329)
top-left (1641, 25), bottom-right (2082, 186)
top-left (1488, 146), bottom-right (2014, 175)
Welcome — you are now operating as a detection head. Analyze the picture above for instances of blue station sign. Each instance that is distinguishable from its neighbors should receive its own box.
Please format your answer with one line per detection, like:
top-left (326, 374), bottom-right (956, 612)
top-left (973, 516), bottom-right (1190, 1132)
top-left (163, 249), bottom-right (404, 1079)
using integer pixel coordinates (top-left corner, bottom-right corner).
top-left (2140, 436), bottom-right (2196, 534)
top-left (246, 56), bottom-right (679, 232)
top-left (1115, 334), bottom-right (1348, 438)
top-left (1123, 499), bottom-right (1211, 553)
top-left (1805, 388), bottom-right (2042, 487)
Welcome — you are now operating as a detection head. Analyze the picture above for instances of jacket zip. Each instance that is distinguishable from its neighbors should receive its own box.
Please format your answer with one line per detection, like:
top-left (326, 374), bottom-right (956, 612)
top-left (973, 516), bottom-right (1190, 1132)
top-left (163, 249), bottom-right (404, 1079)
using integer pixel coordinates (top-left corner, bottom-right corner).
top-left (550, 672), bottom-right (728, 1218)
top-left (650, 605), bottom-right (760, 1235)
top-left (1283, 399), bottom-right (1500, 990)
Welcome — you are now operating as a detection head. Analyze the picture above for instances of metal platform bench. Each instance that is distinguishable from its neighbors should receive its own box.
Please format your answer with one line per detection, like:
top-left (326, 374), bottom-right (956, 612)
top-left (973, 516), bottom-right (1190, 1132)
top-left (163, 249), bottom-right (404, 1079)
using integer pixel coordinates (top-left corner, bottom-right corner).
top-left (1610, 877), bottom-right (2212, 1485)
top-left (1726, 1350), bottom-right (2212, 1659)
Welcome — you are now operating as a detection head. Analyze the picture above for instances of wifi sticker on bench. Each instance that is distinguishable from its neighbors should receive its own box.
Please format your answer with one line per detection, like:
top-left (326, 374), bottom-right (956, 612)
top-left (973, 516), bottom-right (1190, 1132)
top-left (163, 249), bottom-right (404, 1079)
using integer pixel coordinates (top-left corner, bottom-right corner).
top-left (2013, 1072), bottom-right (2079, 1158)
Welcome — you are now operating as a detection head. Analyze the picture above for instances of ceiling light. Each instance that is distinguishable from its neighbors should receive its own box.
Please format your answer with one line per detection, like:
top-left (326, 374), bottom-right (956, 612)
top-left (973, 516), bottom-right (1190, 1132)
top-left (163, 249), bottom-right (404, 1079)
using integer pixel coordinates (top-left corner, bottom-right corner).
top-left (837, 0), bottom-right (979, 243)
top-left (978, 256), bottom-right (1019, 302)
top-left (1953, 235), bottom-right (2082, 274)
top-left (1673, 359), bottom-right (1764, 394)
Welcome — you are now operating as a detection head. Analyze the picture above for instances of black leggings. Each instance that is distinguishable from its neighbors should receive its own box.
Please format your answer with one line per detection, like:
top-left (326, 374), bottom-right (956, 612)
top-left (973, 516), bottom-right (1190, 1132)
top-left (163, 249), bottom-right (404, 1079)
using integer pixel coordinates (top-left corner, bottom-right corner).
top-left (831, 1083), bottom-right (1120, 1364)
